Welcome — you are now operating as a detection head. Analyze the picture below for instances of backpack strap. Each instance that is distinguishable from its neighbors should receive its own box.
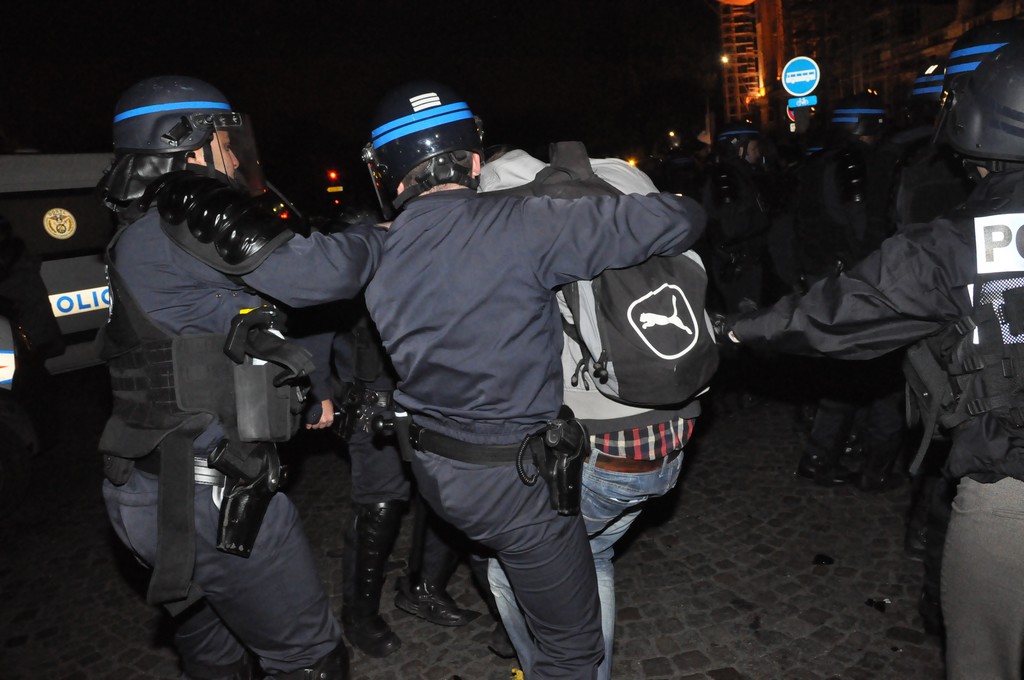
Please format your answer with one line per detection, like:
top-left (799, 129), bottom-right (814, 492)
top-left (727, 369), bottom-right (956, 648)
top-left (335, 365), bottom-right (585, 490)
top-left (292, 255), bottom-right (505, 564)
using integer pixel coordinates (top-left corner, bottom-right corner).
top-left (559, 282), bottom-right (594, 390)
top-left (548, 141), bottom-right (597, 180)
top-left (538, 142), bottom-right (621, 198)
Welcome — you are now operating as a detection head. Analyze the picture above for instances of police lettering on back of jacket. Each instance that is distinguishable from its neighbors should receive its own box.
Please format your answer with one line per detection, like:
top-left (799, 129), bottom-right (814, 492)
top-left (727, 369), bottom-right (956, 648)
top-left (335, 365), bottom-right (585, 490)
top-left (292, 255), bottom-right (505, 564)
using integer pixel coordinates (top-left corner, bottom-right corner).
top-left (721, 24), bottom-right (1024, 680)
top-left (360, 80), bottom-right (706, 679)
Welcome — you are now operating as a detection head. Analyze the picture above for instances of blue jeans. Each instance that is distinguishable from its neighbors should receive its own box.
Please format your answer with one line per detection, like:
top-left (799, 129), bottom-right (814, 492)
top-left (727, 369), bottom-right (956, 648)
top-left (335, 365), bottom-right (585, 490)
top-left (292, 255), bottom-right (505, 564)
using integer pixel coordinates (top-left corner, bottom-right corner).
top-left (489, 448), bottom-right (684, 680)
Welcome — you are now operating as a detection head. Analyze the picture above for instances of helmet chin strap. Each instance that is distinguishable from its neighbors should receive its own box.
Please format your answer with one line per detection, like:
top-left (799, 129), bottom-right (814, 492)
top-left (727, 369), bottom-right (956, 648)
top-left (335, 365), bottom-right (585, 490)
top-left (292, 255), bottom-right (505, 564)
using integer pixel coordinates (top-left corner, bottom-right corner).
top-left (200, 140), bottom-right (215, 169)
top-left (984, 158), bottom-right (1024, 173)
top-left (962, 156), bottom-right (1024, 177)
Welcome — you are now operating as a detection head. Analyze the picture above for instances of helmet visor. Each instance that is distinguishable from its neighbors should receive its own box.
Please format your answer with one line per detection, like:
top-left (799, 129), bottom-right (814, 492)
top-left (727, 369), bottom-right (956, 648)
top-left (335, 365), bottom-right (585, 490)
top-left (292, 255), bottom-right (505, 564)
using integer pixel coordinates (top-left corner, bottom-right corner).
top-left (191, 113), bottom-right (264, 195)
top-left (362, 143), bottom-right (395, 221)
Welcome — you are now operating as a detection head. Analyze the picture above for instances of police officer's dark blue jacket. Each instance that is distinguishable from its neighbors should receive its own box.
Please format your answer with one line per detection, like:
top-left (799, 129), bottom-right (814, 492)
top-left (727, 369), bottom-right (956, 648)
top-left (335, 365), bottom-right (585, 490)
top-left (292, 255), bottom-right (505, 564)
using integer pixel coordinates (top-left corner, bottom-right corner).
top-left (364, 187), bottom-right (706, 447)
top-left (115, 210), bottom-right (383, 330)
top-left (730, 167), bottom-right (1024, 483)
top-left (111, 205), bottom-right (384, 449)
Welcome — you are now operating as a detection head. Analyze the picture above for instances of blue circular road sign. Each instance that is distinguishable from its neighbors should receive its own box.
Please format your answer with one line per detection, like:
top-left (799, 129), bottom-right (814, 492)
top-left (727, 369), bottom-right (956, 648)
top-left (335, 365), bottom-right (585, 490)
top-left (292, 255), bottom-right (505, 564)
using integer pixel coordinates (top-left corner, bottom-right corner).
top-left (782, 56), bottom-right (821, 97)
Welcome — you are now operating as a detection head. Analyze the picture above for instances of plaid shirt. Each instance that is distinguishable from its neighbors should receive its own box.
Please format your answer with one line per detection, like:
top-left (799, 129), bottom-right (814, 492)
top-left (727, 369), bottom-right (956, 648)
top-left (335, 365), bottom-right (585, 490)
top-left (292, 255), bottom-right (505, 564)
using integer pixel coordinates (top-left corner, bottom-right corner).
top-left (590, 417), bottom-right (695, 461)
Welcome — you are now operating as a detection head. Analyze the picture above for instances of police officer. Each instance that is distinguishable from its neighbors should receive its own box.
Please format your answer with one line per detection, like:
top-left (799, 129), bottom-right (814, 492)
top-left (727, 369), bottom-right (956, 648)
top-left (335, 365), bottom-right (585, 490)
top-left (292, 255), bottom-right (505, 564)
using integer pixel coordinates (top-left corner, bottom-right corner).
top-left (702, 120), bottom-right (772, 312)
top-left (722, 30), bottom-right (1024, 679)
top-left (0, 213), bottom-right (65, 508)
top-left (700, 121), bottom-right (777, 412)
top-left (787, 92), bottom-right (909, 489)
top-left (795, 92), bottom-right (895, 279)
top-left (889, 63), bottom-right (973, 229)
top-left (95, 76), bottom-right (385, 680)
top-left (899, 19), bottom-right (1024, 641)
top-left (360, 80), bottom-right (706, 678)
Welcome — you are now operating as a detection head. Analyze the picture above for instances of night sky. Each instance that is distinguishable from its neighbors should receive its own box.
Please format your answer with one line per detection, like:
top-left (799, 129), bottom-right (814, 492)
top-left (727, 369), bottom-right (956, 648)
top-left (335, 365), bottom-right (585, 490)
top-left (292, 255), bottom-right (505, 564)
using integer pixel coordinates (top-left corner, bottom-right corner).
top-left (3, 0), bottom-right (720, 212)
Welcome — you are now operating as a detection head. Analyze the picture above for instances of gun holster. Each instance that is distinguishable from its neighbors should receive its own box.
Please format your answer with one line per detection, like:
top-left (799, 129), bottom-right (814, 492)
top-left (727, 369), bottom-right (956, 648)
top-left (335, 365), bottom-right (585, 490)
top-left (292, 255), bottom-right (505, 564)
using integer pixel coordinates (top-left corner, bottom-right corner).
top-left (521, 413), bottom-right (589, 516)
top-left (208, 439), bottom-right (284, 557)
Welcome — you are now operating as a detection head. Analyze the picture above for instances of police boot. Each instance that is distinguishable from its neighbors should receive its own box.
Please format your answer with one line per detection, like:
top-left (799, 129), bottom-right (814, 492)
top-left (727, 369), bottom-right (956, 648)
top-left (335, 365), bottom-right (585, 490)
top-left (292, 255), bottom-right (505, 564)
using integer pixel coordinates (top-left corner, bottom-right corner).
top-left (798, 402), bottom-right (858, 486)
top-left (797, 451), bottom-right (858, 486)
top-left (918, 586), bottom-right (945, 638)
top-left (857, 443), bottom-right (906, 493)
top-left (276, 643), bottom-right (350, 679)
top-left (341, 501), bottom-right (404, 658)
top-left (394, 522), bottom-right (476, 627)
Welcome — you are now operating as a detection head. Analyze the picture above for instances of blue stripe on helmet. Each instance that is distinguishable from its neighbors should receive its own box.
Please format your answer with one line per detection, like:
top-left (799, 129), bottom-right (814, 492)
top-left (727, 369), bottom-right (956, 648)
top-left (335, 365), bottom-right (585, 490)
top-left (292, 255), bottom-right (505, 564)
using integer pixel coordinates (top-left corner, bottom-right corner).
top-left (949, 42), bottom-right (1008, 60)
top-left (717, 129), bottom-right (758, 139)
top-left (832, 117), bottom-right (860, 123)
top-left (946, 61), bottom-right (981, 75)
top-left (371, 102), bottom-right (472, 140)
top-left (833, 108), bottom-right (886, 115)
top-left (912, 85), bottom-right (944, 95)
top-left (914, 74), bottom-right (944, 84)
top-left (372, 109), bottom-right (475, 148)
top-left (113, 100), bottom-right (232, 123)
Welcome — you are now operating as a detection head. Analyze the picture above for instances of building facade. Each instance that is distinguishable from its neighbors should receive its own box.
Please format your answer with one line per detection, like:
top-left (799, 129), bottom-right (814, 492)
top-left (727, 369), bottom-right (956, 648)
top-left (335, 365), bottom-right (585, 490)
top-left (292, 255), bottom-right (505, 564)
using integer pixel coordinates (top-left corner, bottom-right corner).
top-left (719, 0), bottom-right (1024, 135)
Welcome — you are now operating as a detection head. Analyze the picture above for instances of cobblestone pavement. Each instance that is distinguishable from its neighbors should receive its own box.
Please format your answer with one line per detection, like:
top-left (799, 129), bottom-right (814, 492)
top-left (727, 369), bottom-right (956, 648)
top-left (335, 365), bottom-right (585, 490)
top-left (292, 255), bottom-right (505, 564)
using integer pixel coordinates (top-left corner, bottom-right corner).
top-left (1, 366), bottom-right (946, 679)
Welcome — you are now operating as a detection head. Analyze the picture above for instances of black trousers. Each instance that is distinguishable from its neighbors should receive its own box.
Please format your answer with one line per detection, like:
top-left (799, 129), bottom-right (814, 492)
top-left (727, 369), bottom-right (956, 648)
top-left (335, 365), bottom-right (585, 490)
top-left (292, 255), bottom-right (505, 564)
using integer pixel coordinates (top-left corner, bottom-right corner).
top-left (410, 449), bottom-right (602, 680)
top-left (103, 471), bottom-right (341, 677)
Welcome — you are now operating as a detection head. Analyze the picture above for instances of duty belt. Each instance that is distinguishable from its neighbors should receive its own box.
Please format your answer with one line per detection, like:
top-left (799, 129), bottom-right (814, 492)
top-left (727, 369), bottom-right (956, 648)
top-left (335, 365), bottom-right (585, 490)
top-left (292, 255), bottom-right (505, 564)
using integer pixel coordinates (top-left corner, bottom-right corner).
top-left (367, 389), bottom-right (393, 408)
top-left (135, 451), bottom-right (227, 487)
top-left (341, 383), bottom-right (394, 409)
top-left (409, 423), bottom-right (524, 465)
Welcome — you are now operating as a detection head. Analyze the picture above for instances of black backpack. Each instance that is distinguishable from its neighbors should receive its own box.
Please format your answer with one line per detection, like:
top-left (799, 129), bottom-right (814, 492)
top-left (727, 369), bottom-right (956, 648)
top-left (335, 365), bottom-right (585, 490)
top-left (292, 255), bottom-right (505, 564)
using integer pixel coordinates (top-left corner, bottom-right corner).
top-left (488, 141), bottom-right (719, 407)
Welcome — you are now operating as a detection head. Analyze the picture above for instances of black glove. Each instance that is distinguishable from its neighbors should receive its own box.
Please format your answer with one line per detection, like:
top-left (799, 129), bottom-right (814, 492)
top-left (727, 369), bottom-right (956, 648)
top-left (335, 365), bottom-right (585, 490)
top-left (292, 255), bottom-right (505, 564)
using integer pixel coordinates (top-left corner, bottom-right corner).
top-left (737, 297), bottom-right (760, 315)
top-left (303, 400), bottom-right (324, 425)
top-left (709, 311), bottom-right (733, 340)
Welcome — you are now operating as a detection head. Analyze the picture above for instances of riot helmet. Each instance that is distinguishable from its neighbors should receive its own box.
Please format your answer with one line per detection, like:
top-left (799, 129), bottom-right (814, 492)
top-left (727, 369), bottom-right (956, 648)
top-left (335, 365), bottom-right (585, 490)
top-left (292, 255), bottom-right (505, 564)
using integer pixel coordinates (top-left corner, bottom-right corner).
top-left (99, 76), bottom-right (263, 213)
top-left (934, 20), bottom-right (1024, 149)
top-left (363, 81), bottom-right (483, 218)
top-left (903, 62), bottom-right (944, 127)
top-left (940, 39), bottom-right (1024, 167)
top-left (829, 92), bottom-right (887, 138)
top-left (715, 120), bottom-right (761, 164)
top-left (910, 63), bottom-right (945, 102)
top-left (942, 20), bottom-right (1024, 99)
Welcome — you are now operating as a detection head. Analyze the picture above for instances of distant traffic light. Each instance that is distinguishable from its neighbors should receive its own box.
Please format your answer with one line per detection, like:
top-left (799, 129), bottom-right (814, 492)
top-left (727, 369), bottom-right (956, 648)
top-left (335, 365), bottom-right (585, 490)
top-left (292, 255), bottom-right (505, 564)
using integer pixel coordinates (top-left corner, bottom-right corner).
top-left (326, 168), bottom-right (343, 194)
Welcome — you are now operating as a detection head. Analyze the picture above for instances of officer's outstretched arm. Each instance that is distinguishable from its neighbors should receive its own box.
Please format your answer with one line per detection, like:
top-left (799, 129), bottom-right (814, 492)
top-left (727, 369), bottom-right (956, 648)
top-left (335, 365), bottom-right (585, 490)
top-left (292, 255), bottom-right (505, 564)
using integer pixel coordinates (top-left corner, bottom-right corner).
top-left (154, 171), bottom-right (295, 276)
